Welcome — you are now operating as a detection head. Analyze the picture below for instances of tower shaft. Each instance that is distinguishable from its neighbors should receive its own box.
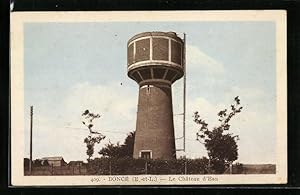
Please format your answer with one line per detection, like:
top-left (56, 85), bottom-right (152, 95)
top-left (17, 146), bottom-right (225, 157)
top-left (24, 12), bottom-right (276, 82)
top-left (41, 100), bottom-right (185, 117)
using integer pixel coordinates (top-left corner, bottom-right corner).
top-left (133, 84), bottom-right (176, 159)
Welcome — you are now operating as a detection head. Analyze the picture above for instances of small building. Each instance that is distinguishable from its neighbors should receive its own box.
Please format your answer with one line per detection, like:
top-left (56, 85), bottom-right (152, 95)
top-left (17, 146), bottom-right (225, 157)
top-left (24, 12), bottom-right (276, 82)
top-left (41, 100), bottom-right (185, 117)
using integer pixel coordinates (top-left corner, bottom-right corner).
top-left (68, 161), bottom-right (84, 166)
top-left (41, 157), bottom-right (66, 167)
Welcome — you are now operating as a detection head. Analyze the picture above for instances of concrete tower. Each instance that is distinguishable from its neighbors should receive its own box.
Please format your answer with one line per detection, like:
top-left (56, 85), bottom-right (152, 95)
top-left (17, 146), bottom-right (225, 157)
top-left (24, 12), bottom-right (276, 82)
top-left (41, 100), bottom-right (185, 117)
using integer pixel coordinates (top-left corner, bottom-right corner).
top-left (127, 32), bottom-right (185, 160)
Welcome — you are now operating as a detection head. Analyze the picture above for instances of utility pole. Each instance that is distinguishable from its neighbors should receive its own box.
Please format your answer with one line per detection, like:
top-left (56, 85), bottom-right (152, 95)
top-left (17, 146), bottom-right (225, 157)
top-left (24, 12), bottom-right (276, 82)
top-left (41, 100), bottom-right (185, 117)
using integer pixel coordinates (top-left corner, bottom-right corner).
top-left (183, 33), bottom-right (186, 152)
top-left (184, 160), bottom-right (187, 174)
top-left (175, 33), bottom-right (187, 154)
top-left (29, 106), bottom-right (33, 175)
top-left (109, 161), bottom-right (112, 175)
top-left (145, 161), bottom-right (148, 174)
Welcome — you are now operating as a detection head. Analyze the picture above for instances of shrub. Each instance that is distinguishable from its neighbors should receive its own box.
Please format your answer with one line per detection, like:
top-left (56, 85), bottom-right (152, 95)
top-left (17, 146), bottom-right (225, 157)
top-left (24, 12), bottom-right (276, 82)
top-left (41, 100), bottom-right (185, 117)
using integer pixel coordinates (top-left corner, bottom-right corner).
top-left (86, 157), bottom-right (209, 175)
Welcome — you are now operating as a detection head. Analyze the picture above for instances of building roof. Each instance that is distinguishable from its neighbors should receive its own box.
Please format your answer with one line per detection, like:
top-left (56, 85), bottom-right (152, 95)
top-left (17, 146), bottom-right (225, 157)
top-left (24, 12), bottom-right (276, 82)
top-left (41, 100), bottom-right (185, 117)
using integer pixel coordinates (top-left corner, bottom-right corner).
top-left (69, 161), bottom-right (83, 163)
top-left (41, 157), bottom-right (64, 161)
top-left (128, 31), bottom-right (182, 44)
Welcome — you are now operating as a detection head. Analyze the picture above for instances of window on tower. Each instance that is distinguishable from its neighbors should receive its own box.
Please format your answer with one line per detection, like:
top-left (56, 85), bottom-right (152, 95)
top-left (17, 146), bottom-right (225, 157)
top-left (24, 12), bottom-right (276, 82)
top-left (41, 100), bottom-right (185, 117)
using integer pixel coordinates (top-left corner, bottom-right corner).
top-left (135, 38), bottom-right (150, 62)
top-left (127, 43), bottom-right (134, 66)
top-left (140, 151), bottom-right (152, 159)
top-left (152, 38), bottom-right (168, 61)
top-left (171, 40), bottom-right (182, 65)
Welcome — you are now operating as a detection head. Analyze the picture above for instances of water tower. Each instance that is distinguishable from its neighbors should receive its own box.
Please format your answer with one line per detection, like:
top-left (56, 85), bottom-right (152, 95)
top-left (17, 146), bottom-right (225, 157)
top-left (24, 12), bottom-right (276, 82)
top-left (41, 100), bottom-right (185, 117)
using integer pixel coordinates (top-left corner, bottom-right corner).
top-left (127, 32), bottom-right (185, 160)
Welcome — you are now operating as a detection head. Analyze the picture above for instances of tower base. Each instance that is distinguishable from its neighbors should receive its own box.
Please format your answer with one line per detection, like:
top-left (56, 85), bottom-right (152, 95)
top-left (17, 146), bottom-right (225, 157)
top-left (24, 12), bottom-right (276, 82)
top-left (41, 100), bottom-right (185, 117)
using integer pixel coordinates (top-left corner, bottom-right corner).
top-left (133, 84), bottom-right (176, 160)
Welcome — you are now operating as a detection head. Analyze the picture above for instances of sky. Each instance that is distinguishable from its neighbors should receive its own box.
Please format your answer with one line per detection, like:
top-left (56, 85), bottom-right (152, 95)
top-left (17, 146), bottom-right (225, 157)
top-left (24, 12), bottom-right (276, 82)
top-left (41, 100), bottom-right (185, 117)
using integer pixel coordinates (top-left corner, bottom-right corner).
top-left (24, 21), bottom-right (276, 163)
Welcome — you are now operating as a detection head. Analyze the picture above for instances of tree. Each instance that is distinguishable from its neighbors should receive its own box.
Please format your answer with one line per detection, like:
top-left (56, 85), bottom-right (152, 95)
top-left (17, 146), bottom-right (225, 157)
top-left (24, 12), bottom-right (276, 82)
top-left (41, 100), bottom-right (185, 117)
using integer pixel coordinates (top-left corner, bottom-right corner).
top-left (82, 110), bottom-right (106, 160)
top-left (33, 159), bottom-right (43, 167)
top-left (193, 96), bottom-right (243, 173)
top-left (99, 131), bottom-right (135, 158)
top-left (82, 109), bottom-right (103, 135)
top-left (122, 131), bottom-right (135, 157)
top-left (84, 135), bottom-right (105, 160)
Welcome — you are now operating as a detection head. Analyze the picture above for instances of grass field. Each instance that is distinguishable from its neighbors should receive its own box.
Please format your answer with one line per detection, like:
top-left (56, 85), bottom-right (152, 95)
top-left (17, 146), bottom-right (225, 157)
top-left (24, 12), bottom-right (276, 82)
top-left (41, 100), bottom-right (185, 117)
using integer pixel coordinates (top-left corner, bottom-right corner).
top-left (231, 164), bottom-right (276, 174)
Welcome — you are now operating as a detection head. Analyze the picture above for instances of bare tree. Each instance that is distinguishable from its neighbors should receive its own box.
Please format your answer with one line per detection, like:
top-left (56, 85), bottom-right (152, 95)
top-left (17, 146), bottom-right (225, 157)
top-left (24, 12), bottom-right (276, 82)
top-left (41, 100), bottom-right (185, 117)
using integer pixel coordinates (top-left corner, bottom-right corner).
top-left (193, 96), bottom-right (243, 173)
top-left (82, 109), bottom-right (105, 160)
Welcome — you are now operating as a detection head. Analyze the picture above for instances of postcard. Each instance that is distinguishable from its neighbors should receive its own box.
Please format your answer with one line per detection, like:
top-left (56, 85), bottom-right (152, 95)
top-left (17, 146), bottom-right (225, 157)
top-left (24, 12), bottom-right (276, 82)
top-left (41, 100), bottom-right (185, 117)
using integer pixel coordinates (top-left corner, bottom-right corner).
top-left (10, 10), bottom-right (287, 186)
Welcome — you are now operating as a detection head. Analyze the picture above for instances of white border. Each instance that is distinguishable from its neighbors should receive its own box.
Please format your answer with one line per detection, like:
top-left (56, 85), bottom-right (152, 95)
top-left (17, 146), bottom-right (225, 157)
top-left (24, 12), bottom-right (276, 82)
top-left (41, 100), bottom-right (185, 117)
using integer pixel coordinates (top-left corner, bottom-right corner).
top-left (10, 10), bottom-right (287, 186)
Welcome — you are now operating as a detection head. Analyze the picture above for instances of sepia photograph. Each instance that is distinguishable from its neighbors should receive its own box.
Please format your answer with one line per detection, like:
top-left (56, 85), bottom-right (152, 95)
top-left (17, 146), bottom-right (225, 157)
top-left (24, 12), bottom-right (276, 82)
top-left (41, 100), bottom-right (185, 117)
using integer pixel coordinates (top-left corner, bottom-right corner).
top-left (10, 11), bottom-right (287, 185)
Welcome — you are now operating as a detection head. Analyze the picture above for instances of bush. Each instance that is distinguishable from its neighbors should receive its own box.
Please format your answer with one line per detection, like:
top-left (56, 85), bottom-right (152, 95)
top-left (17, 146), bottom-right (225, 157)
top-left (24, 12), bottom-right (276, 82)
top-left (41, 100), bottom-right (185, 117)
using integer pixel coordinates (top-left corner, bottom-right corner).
top-left (86, 157), bottom-right (209, 175)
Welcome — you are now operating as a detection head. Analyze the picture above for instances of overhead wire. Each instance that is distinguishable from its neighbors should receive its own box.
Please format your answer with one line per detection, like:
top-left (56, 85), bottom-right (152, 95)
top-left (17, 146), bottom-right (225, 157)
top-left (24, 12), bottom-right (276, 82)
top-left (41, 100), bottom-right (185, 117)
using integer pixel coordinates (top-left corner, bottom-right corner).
top-left (64, 126), bottom-right (130, 135)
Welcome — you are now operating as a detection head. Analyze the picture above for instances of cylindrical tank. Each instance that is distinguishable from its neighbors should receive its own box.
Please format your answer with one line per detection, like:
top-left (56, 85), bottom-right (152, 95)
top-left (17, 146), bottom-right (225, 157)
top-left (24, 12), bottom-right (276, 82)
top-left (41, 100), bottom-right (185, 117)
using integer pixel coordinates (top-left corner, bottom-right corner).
top-left (127, 31), bottom-right (184, 160)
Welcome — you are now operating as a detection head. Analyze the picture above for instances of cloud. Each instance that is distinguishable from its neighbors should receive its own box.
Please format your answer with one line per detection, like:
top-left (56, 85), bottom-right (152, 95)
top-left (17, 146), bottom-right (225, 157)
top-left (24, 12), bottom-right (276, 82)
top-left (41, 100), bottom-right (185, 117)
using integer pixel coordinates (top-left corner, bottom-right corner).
top-left (175, 96), bottom-right (226, 159)
top-left (227, 86), bottom-right (267, 102)
top-left (63, 82), bottom-right (138, 143)
top-left (224, 86), bottom-right (275, 118)
top-left (182, 87), bottom-right (276, 163)
top-left (25, 81), bottom-right (276, 163)
top-left (24, 111), bottom-right (90, 162)
top-left (25, 81), bottom-right (138, 162)
top-left (64, 82), bottom-right (137, 124)
top-left (186, 44), bottom-right (225, 75)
